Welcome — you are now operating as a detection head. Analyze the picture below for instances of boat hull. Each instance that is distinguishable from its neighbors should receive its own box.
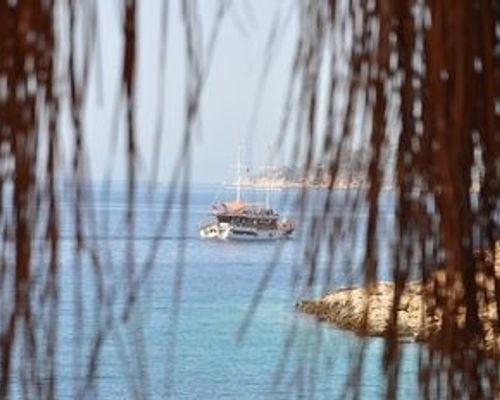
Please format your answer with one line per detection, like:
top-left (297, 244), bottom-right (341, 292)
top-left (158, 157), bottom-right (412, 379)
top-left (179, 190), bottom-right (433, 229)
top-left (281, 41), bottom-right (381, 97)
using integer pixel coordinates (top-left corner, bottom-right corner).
top-left (199, 221), bottom-right (293, 241)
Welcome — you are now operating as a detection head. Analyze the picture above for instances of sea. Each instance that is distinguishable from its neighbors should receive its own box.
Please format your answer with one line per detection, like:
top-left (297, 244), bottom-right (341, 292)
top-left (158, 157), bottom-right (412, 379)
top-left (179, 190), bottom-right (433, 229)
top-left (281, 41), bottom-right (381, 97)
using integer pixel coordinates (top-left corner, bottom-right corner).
top-left (9, 183), bottom-right (420, 399)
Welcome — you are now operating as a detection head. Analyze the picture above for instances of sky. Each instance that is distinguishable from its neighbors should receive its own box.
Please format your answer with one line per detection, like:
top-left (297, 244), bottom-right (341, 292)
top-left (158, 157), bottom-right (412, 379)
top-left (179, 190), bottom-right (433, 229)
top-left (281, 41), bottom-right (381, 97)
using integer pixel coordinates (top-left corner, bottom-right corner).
top-left (71, 0), bottom-right (298, 184)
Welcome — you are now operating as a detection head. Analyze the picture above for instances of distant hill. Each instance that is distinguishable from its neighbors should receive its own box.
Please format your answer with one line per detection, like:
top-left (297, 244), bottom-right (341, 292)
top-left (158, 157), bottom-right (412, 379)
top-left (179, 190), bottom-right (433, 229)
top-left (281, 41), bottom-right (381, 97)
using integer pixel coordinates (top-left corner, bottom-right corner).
top-left (234, 165), bottom-right (371, 189)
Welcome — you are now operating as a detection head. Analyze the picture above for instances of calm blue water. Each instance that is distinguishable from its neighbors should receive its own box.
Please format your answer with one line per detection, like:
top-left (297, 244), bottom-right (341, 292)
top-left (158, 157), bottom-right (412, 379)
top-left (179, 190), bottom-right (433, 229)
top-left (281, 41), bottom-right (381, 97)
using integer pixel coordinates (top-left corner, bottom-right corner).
top-left (10, 184), bottom-right (420, 399)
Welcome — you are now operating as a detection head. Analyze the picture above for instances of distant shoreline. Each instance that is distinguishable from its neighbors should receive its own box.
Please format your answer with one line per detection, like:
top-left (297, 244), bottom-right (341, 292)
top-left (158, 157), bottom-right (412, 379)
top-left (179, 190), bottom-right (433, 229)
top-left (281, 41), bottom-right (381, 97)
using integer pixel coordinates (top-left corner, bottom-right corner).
top-left (230, 177), bottom-right (481, 192)
top-left (230, 177), bottom-right (392, 190)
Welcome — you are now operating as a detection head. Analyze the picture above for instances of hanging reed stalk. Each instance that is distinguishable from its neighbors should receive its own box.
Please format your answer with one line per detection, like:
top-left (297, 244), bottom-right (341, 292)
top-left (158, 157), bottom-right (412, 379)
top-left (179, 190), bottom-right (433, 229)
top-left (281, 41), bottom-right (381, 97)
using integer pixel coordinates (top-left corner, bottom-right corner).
top-left (0, 0), bottom-right (499, 399)
top-left (291, 0), bottom-right (499, 397)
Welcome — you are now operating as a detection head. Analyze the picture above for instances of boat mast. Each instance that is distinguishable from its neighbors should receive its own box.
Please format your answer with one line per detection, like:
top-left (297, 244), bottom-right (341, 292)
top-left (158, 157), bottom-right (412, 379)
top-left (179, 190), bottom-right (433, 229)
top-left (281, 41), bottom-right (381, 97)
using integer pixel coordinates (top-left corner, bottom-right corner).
top-left (236, 145), bottom-right (242, 201)
top-left (265, 171), bottom-right (270, 209)
top-left (264, 144), bottom-right (273, 209)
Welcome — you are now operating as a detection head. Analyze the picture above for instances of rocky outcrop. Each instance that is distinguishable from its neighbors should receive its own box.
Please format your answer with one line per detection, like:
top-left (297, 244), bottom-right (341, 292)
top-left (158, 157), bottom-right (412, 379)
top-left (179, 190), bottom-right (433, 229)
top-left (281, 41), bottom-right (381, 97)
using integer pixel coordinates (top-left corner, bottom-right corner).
top-left (297, 242), bottom-right (500, 353)
top-left (297, 281), bottom-right (434, 339)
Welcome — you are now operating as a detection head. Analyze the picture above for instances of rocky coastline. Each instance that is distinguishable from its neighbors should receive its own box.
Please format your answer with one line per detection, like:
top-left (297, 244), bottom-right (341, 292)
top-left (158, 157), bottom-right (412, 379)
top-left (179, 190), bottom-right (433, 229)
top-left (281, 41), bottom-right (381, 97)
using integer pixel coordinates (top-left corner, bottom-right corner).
top-left (297, 281), bottom-right (437, 340)
top-left (297, 244), bottom-right (500, 354)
